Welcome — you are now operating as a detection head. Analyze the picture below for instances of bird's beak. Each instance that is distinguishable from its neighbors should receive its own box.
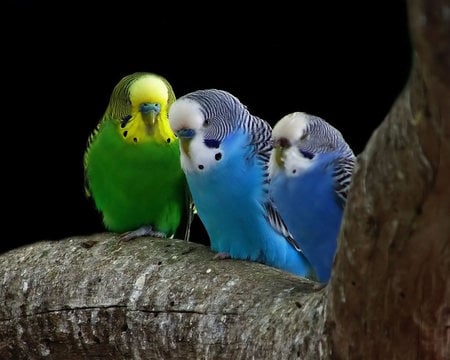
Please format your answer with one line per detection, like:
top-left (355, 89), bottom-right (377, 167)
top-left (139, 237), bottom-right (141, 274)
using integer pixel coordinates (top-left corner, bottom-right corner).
top-left (273, 146), bottom-right (285, 168)
top-left (140, 103), bottom-right (160, 129)
top-left (176, 128), bottom-right (195, 139)
top-left (176, 128), bottom-right (195, 158)
top-left (144, 112), bottom-right (157, 127)
top-left (273, 137), bottom-right (290, 168)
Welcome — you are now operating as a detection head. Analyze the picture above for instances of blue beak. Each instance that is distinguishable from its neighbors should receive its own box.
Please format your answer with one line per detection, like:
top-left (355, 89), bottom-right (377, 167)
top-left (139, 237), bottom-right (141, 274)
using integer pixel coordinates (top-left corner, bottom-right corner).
top-left (140, 103), bottom-right (161, 114)
top-left (140, 103), bottom-right (161, 127)
top-left (176, 128), bottom-right (196, 139)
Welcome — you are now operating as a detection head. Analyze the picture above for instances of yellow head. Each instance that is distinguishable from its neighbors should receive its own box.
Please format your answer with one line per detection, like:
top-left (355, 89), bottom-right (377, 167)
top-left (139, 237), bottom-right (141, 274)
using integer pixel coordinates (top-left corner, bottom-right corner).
top-left (106, 72), bottom-right (177, 144)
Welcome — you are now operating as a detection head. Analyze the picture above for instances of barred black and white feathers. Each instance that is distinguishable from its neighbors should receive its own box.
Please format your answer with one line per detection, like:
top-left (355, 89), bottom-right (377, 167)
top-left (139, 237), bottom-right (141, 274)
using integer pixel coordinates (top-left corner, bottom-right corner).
top-left (169, 90), bottom-right (316, 279)
top-left (269, 111), bottom-right (356, 282)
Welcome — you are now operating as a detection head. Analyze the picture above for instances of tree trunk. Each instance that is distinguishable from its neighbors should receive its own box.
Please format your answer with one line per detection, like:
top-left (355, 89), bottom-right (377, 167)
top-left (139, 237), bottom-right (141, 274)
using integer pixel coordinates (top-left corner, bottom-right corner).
top-left (327, 0), bottom-right (450, 358)
top-left (1, 0), bottom-right (448, 359)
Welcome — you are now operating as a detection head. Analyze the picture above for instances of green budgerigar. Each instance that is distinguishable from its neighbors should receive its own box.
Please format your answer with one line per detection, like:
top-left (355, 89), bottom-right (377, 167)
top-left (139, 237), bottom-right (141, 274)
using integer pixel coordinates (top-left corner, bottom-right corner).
top-left (84, 72), bottom-right (193, 241)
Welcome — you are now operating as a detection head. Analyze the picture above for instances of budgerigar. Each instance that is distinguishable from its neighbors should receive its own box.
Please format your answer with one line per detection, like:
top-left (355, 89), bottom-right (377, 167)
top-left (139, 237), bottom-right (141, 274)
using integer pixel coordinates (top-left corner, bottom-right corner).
top-left (168, 89), bottom-right (316, 279)
top-left (269, 112), bottom-right (356, 282)
top-left (84, 72), bottom-right (193, 241)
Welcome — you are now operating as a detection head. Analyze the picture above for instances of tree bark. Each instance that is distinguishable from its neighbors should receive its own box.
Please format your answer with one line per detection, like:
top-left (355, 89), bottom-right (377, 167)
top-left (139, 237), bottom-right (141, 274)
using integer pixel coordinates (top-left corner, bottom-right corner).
top-left (327, 0), bottom-right (450, 358)
top-left (1, 0), bottom-right (448, 359)
top-left (0, 235), bottom-right (327, 360)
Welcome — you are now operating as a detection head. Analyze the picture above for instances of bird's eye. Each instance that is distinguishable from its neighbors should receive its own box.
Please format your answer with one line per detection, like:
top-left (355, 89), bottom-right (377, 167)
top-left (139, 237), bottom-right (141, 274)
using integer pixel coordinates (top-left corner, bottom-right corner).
top-left (300, 133), bottom-right (309, 141)
top-left (203, 119), bottom-right (210, 127)
top-left (278, 137), bottom-right (290, 148)
top-left (121, 115), bottom-right (132, 128)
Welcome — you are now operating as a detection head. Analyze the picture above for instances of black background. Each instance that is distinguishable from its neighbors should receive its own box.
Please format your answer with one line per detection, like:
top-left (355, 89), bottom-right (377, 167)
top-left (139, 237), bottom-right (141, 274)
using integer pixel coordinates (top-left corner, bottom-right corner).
top-left (3, 1), bottom-right (412, 253)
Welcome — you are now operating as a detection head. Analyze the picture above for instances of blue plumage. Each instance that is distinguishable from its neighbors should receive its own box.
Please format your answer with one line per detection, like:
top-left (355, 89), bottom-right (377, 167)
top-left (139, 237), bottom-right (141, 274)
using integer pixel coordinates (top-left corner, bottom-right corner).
top-left (269, 112), bottom-right (356, 282)
top-left (168, 89), bottom-right (316, 279)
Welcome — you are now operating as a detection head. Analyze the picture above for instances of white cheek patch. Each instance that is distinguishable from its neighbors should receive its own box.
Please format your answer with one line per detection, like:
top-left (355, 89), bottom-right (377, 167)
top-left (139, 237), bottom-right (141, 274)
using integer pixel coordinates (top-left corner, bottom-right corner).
top-left (180, 134), bottom-right (223, 173)
top-left (283, 146), bottom-right (313, 177)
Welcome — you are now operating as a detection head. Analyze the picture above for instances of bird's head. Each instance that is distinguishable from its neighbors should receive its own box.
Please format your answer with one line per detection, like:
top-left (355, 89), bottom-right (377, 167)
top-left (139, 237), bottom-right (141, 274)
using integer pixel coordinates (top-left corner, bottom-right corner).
top-left (168, 96), bottom-right (204, 157)
top-left (272, 112), bottom-right (312, 161)
top-left (270, 112), bottom-right (316, 177)
top-left (107, 72), bottom-right (176, 144)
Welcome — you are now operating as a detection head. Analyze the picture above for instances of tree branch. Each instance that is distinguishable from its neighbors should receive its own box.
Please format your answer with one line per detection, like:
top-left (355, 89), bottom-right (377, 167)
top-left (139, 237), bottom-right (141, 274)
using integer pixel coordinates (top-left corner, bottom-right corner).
top-left (0, 235), bottom-right (327, 359)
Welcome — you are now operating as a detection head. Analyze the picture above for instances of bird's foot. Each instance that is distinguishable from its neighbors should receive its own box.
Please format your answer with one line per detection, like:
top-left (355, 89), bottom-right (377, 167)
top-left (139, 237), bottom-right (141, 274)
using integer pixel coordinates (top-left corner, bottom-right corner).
top-left (119, 226), bottom-right (167, 242)
top-left (313, 281), bottom-right (328, 291)
top-left (213, 252), bottom-right (231, 260)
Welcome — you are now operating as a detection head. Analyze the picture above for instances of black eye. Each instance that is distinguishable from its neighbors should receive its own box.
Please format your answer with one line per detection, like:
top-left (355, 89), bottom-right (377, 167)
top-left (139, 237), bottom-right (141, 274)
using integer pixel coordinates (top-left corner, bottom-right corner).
top-left (300, 133), bottom-right (308, 141)
top-left (203, 119), bottom-right (210, 127)
top-left (121, 115), bottom-right (132, 128)
top-left (278, 137), bottom-right (290, 148)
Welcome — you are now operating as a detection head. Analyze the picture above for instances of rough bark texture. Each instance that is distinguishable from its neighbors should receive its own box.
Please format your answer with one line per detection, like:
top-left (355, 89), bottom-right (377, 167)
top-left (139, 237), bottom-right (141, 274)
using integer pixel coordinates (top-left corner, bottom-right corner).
top-left (327, 0), bottom-right (450, 359)
top-left (1, 0), bottom-right (449, 359)
top-left (0, 235), bottom-right (327, 360)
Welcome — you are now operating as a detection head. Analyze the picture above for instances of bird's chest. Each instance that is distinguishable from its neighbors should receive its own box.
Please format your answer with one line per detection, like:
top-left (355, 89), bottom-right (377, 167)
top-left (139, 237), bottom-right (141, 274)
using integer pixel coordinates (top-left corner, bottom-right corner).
top-left (182, 133), bottom-right (264, 209)
top-left (272, 159), bottom-right (336, 208)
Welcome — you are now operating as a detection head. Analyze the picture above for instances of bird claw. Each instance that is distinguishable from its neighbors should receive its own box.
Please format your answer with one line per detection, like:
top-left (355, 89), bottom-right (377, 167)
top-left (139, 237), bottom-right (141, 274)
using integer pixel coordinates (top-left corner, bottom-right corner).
top-left (213, 252), bottom-right (231, 260)
top-left (313, 281), bottom-right (328, 291)
top-left (119, 226), bottom-right (166, 242)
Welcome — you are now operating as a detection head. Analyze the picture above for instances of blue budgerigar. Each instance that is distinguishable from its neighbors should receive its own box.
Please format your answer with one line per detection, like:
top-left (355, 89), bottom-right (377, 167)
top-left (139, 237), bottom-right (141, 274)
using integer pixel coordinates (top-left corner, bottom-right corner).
top-left (168, 89), bottom-right (316, 279)
top-left (269, 112), bottom-right (356, 282)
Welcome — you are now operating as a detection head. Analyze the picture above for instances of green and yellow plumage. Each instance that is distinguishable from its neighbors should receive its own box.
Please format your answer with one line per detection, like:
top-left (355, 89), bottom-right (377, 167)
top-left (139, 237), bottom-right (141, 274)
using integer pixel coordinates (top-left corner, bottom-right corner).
top-left (84, 72), bottom-right (192, 241)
